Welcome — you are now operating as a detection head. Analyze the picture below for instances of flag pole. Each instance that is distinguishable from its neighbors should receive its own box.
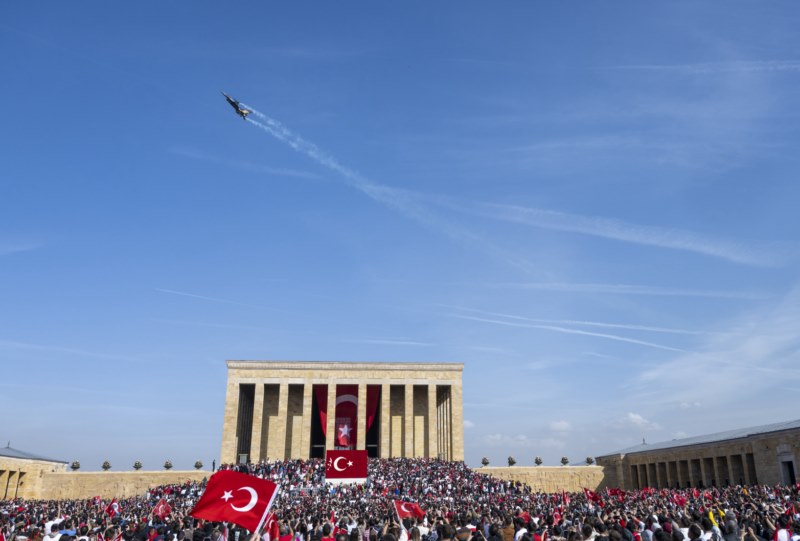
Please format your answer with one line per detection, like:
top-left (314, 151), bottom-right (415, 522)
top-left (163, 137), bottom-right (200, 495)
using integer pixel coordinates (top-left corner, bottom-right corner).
top-left (254, 487), bottom-right (281, 537)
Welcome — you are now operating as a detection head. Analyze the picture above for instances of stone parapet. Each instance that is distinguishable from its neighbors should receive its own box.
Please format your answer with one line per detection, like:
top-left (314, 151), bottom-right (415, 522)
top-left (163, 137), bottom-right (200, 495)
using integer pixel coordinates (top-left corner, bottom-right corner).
top-left (480, 466), bottom-right (604, 492)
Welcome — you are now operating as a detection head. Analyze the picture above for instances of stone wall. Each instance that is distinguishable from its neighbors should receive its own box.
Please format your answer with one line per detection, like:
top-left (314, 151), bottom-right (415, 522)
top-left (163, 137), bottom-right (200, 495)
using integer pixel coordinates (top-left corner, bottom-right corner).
top-left (35, 470), bottom-right (209, 500)
top-left (480, 466), bottom-right (604, 492)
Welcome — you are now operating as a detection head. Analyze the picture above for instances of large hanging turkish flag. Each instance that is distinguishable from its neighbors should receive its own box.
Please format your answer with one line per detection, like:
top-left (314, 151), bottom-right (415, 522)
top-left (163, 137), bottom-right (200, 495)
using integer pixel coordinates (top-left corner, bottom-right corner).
top-left (190, 470), bottom-right (279, 532)
top-left (315, 385), bottom-right (380, 449)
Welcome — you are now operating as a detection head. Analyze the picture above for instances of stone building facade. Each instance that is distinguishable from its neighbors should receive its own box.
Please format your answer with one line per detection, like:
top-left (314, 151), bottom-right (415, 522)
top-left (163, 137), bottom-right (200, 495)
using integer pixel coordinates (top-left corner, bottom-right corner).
top-left (596, 419), bottom-right (800, 489)
top-left (220, 361), bottom-right (464, 464)
top-left (0, 446), bottom-right (67, 500)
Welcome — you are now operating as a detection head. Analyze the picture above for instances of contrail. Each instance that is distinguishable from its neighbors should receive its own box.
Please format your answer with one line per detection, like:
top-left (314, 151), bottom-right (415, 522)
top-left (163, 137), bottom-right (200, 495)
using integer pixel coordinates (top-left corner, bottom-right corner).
top-left (240, 105), bottom-right (535, 271)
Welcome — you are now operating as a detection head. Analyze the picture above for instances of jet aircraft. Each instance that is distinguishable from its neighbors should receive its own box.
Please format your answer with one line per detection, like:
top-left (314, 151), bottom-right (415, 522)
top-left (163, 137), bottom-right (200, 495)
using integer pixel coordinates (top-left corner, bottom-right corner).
top-left (222, 92), bottom-right (251, 120)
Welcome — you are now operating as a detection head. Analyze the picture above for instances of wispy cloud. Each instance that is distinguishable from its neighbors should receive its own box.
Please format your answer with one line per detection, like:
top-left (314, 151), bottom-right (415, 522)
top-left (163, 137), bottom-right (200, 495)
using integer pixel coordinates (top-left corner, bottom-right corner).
top-left (448, 305), bottom-right (726, 336)
top-left (634, 286), bottom-right (800, 412)
top-left (0, 339), bottom-right (152, 364)
top-left (600, 60), bottom-right (800, 74)
top-left (454, 202), bottom-right (788, 267)
top-left (240, 107), bottom-right (535, 272)
top-left (341, 338), bottom-right (436, 347)
top-left (449, 313), bottom-right (688, 353)
top-left (490, 282), bottom-right (766, 299)
top-left (0, 241), bottom-right (41, 256)
top-left (155, 288), bottom-right (264, 309)
top-left (170, 147), bottom-right (320, 180)
top-left (150, 318), bottom-right (260, 331)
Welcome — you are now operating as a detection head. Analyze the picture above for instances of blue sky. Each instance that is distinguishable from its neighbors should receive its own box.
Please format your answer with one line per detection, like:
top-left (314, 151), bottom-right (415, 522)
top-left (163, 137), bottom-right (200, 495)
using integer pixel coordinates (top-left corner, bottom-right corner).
top-left (2, 2), bottom-right (800, 470)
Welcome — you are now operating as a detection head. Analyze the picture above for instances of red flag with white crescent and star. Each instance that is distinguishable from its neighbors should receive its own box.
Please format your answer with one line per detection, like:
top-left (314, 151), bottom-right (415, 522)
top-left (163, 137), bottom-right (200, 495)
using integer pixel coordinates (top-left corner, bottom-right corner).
top-left (190, 470), bottom-right (279, 532)
top-left (105, 498), bottom-right (121, 518)
top-left (153, 498), bottom-right (172, 520)
top-left (325, 450), bottom-right (368, 482)
top-left (393, 500), bottom-right (426, 520)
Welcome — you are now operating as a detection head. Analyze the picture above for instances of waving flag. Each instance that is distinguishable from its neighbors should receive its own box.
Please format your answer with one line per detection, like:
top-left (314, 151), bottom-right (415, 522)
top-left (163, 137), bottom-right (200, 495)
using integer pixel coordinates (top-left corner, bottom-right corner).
top-left (153, 499), bottom-right (172, 520)
top-left (394, 500), bottom-right (426, 520)
top-left (105, 499), bottom-right (121, 518)
top-left (190, 470), bottom-right (279, 532)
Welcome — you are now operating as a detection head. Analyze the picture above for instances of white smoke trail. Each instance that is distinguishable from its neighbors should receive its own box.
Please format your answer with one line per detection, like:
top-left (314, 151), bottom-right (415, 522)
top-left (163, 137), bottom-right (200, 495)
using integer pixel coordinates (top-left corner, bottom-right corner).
top-left (240, 106), bottom-right (535, 272)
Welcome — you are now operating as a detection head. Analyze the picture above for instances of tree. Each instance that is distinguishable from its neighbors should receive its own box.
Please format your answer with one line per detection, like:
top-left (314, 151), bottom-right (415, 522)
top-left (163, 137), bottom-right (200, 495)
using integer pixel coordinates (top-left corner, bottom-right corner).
top-left (534, 456), bottom-right (543, 466)
top-left (194, 460), bottom-right (204, 470)
top-left (164, 460), bottom-right (173, 470)
top-left (586, 456), bottom-right (595, 465)
top-left (133, 460), bottom-right (142, 470)
top-left (102, 460), bottom-right (111, 471)
top-left (70, 460), bottom-right (80, 471)
top-left (481, 457), bottom-right (489, 467)
top-left (560, 456), bottom-right (569, 466)
top-left (507, 456), bottom-right (516, 467)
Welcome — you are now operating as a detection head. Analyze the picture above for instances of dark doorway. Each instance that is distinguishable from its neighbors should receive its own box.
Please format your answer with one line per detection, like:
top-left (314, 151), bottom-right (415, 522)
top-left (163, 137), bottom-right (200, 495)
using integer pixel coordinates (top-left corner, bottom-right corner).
top-left (309, 386), bottom-right (326, 458)
top-left (365, 385), bottom-right (381, 457)
top-left (781, 461), bottom-right (796, 485)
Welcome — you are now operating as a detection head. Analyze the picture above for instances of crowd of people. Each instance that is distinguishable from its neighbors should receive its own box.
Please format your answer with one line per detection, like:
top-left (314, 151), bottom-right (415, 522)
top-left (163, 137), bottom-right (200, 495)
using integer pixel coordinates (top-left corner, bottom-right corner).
top-left (2, 459), bottom-right (798, 541)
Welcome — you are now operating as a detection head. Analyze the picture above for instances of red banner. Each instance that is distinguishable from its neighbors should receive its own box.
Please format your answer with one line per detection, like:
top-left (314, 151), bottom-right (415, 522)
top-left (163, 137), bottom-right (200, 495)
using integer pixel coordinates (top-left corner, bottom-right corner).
top-left (325, 449), bottom-right (368, 481)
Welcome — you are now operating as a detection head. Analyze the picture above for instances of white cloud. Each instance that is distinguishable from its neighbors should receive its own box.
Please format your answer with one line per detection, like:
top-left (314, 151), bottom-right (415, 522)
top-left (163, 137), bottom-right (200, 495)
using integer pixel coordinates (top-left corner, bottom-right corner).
top-left (626, 412), bottom-right (661, 430)
top-left (549, 420), bottom-right (571, 433)
top-left (483, 433), bottom-right (529, 446)
top-left (539, 437), bottom-right (567, 449)
top-left (463, 419), bottom-right (475, 429)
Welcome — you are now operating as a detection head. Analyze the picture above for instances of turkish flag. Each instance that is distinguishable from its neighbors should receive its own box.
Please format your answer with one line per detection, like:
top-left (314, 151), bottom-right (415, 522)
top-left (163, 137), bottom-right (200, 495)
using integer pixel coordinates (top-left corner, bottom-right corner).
top-left (190, 470), bottom-right (279, 532)
top-left (153, 498), bottom-right (172, 520)
top-left (264, 512), bottom-right (279, 541)
top-left (105, 498), bottom-right (120, 517)
top-left (325, 450), bottom-right (368, 480)
top-left (393, 500), bottom-right (426, 520)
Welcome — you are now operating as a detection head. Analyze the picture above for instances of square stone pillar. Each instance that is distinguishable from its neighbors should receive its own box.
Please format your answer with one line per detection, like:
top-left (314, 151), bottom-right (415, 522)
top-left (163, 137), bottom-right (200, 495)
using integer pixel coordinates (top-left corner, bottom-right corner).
top-left (300, 384), bottom-right (313, 459)
top-left (427, 385), bottom-right (438, 459)
top-left (326, 384), bottom-right (337, 451)
top-left (741, 454), bottom-right (751, 484)
top-left (404, 384), bottom-right (414, 457)
top-left (356, 383), bottom-right (367, 450)
top-left (267, 383), bottom-right (289, 460)
top-left (450, 383), bottom-right (464, 461)
top-left (220, 379), bottom-right (241, 464)
top-left (380, 383), bottom-right (391, 457)
top-left (250, 384), bottom-right (265, 462)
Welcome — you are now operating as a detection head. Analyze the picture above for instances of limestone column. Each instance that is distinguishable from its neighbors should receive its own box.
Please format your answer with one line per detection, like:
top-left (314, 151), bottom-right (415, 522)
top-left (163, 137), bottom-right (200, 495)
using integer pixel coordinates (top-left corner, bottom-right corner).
top-left (356, 383), bottom-right (367, 450)
top-left (451, 383), bottom-right (464, 461)
top-left (326, 383), bottom-right (337, 452)
top-left (270, 383), bottom-right (289, 460)
top-left (427, 384), bottom-right (439, 459)
top-left (699, 459), bottom-right (708, 487)
top-left (220, 379), bottom-right (241, 464)
top-left (742, 454), bottom-right (751, 485)
top-left (380, 383), bottom-right (391, 457)
top-left (250, 384), bottom-right (265, 462)
top-left (404, 384), bottom-right (414, 457)
top-left (300, 384), bottom-right (313, 459)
